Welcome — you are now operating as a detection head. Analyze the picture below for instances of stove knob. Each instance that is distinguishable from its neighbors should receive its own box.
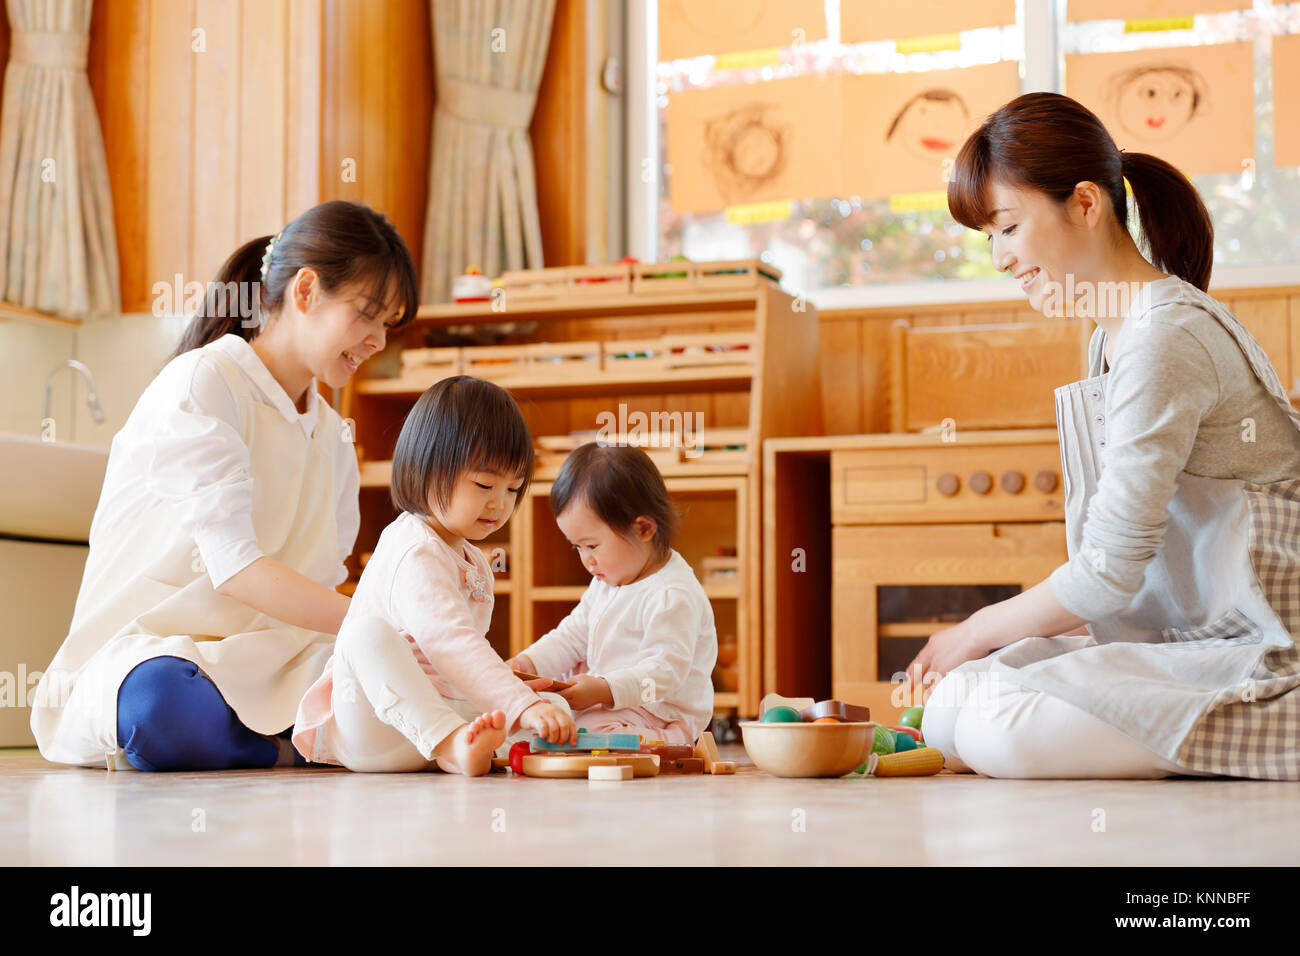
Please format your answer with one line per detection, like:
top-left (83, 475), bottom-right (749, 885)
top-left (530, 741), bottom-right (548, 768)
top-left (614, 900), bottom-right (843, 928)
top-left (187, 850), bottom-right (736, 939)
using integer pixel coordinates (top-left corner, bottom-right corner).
top-left (1033, 469), bottom-right (1058, 493)
top-left (936, 472), bottom-right (959, 496)
top-left (968, 470), bottom-right (992, 495)
top-left (1001, 470), bottom-right (1025, 494)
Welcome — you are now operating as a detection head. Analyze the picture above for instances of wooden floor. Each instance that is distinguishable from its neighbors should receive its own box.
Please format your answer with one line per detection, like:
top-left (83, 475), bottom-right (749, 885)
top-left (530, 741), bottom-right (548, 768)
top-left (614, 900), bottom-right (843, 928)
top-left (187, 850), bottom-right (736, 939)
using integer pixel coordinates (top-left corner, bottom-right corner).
top-left (3, 746), bottom-right (1296, 866)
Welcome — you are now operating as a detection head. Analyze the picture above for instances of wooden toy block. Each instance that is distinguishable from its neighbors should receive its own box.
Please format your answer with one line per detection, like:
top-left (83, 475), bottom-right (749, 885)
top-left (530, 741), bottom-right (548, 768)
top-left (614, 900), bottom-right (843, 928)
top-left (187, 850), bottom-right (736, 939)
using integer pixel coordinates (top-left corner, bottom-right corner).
top-left (520, 753), bottom-right (660, 778)
top-left (530, 731), bottom-right (642, 753)
top-left (642, 744), bottom-right (696, 760)
top-left (693, 731), bottom-right (736, 774)
top-left (801, 700), bottom-right (872, 723)
top-left (658, 756), bottom-right (705, 774)
top-left (588, 764), bottom-right (634, 780)
top-left (512, 670), bottom-right (574, 691)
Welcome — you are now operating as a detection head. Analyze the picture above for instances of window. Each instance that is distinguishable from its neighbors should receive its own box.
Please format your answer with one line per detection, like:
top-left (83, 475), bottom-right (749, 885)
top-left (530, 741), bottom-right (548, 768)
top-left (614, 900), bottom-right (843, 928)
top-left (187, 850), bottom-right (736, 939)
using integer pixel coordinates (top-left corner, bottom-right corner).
top-left (632, 0), bottom-right (1300, 305)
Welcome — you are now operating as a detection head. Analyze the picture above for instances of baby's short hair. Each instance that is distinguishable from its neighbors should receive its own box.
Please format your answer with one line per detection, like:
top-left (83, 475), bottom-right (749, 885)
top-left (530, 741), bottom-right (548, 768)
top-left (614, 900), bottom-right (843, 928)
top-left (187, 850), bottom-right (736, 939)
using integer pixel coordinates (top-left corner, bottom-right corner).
top-left (390, 375), bottom-right (534, 517)
top-left (550, 442), bottom-right (680, 556)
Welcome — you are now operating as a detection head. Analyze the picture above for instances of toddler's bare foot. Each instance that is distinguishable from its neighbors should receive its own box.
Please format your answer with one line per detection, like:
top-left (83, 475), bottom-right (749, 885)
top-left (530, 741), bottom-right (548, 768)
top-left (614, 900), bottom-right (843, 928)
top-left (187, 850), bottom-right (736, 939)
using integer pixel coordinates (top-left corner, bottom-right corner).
top-left (433, 710), bottom-right (507, 776)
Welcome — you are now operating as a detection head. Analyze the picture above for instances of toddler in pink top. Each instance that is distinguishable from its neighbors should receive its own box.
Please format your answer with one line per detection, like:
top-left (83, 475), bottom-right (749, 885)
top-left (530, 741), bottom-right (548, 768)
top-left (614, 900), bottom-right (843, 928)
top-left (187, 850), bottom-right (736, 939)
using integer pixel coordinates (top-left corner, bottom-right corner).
top-left (293, 376), bottom-right (576, 774)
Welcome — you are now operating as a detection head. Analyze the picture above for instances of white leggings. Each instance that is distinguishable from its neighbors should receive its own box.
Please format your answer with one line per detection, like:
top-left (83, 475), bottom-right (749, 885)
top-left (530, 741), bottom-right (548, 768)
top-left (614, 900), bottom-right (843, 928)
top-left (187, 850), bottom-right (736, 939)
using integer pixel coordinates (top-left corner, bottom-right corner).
top-left (325, 615), bottom-right (570, 773)
top-left (921, 654), bottom-right (1217, 779)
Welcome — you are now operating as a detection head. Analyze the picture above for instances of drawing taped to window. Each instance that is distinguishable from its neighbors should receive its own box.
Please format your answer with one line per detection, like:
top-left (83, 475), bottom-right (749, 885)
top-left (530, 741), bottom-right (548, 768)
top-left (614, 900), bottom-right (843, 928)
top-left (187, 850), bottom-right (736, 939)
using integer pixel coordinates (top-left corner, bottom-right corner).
top-left (1065, 42), bottom-right (1254, 177)
top-left (885, 89), bottom-right (971, 161)
top-left (1105, 64), bottom-right (1208, 144)
top-left (703, 103), bottom-right (793, 204)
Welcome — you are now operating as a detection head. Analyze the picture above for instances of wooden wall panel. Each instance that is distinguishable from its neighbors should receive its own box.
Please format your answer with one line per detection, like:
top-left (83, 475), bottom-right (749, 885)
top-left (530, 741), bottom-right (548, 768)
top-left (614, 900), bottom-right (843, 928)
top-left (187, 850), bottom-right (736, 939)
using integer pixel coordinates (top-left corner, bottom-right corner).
top-left (530, 0), bottom-right (586, 268)
top-left (818, 285), bottom-right (1300, 435)
top-left (318, 0), bottom-right (433, 279)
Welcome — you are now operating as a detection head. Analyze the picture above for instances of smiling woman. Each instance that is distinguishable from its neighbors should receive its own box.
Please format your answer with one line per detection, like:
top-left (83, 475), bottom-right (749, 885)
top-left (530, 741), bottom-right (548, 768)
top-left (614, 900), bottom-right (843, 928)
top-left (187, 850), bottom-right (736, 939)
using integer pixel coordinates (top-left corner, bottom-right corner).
top-left (904, 91), bottom-right (1300, 782)
top-left (29, 200), bottom-right (422, 773)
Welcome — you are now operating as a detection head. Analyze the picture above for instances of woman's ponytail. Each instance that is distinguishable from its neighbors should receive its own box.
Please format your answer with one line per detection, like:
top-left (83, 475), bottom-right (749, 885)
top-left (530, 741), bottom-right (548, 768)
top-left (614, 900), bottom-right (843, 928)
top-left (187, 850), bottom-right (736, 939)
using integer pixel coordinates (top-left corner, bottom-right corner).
top-left (167, 200), bottom-right (419, 365)
top-left (168, 235), bottom-right (274, 362)
top-left (1120, 150), bottom-right (1214, 291)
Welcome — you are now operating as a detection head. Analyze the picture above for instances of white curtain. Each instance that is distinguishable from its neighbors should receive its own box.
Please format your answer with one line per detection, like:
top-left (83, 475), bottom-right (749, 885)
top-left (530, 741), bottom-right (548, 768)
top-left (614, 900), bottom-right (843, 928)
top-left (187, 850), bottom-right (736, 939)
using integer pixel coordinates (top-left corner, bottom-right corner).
top-left (423, 0), bottom-right (556, 302)
top-left (0, 0), bottom-right (120, 319)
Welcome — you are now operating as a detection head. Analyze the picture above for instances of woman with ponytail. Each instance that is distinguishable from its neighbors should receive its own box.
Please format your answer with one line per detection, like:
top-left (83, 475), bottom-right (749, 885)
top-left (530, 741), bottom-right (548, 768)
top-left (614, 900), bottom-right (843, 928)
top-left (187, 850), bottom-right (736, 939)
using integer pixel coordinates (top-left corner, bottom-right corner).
top-left (31, 200), bottom-right (426, 771)
top-left (907, 93), bottom-right (1300, 780)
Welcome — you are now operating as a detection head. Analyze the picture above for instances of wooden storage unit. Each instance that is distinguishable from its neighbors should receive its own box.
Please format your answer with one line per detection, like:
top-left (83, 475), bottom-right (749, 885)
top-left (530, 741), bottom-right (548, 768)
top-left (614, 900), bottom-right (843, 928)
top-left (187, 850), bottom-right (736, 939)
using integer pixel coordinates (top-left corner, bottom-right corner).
top-left (764, 430), bottom-right (1067, 725)
top-left (339, 283), bottom-right (822, 716)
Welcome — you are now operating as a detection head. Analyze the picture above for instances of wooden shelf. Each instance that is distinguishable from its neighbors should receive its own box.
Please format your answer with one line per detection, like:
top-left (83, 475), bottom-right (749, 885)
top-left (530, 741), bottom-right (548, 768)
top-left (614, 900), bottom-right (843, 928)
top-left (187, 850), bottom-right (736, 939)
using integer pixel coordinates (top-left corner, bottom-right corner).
top-left (415, 288), bottom-right (766, 325)
top-left (342, 282), bottom-right (824, 716)
top-left (355, 365), bottom-right (753, 398)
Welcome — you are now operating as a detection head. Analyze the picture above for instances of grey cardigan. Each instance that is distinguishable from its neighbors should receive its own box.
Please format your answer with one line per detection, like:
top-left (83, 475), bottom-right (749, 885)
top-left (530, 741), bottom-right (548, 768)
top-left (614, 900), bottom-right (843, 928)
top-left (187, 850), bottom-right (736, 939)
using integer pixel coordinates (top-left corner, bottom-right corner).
top-left (1049, 276), bottom-right (1300, 621)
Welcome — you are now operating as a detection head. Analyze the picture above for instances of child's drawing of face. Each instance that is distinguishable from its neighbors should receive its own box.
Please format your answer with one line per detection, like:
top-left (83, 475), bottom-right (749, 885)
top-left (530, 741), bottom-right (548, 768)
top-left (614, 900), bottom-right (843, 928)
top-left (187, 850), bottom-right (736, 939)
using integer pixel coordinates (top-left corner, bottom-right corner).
top-left (1113, 67), bottom-right (1201, 143)
top-left (886, 90), bottom-right (969, 162)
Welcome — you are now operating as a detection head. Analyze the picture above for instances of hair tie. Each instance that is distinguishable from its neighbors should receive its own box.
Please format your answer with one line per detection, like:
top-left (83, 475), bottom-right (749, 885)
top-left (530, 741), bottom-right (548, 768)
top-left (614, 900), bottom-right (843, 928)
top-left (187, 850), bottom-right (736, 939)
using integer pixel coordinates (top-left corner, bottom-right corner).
top-left (260, 231), bottom-right (282, 284)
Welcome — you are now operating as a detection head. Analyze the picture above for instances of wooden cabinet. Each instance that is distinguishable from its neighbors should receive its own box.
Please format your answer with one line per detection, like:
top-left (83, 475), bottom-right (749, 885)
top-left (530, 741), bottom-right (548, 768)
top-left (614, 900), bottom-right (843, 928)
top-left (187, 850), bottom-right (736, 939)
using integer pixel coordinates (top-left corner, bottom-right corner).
top-left (765, 429), bottom-right (1067, 725)
top-left (341, 281), bottom-right (822, 716)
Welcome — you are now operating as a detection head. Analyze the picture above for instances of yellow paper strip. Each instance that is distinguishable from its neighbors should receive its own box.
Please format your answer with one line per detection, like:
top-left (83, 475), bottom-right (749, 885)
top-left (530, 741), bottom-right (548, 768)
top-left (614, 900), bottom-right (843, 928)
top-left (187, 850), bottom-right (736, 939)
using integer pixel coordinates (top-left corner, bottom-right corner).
top-left (1123, 16), bottom-right (1195, 32)
top-left (895, 33), bottom-right (962, 54)
top-left (725, 199), bottom-right (794, 224)
top-left (888, 191), bottom-right (949, 213)
top-left (714, 47), bottom-right (783, 71)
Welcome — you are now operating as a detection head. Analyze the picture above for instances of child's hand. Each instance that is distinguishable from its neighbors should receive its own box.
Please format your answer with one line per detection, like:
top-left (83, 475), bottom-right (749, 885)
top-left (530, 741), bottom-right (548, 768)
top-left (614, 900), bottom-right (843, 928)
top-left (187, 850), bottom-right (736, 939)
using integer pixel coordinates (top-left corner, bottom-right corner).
top-left (557, 674), bottom-right (614, 711)
top-left (504, 654), bottom-right (536, 673)
top-left (520, 700), bottom-right (576, 744)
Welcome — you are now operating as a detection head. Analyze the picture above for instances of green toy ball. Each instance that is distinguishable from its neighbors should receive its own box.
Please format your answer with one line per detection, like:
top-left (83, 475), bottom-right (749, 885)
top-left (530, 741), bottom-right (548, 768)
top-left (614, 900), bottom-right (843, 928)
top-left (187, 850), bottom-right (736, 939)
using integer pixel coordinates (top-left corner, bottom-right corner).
top-left (893, 731), bottom-right (918, 752)
top-left (761, 706), bottom-right (803, 723)
top-left (898, 706), bottom-right (924, 729)
top-left (871, 725), bottom-right (896, 755)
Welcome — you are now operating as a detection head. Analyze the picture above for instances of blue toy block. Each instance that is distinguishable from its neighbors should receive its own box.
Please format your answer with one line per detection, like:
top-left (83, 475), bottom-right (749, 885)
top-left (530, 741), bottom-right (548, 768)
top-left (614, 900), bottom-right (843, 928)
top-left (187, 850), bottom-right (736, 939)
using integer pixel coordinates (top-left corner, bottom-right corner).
top-left (529, 731), bottom-right (642, 753)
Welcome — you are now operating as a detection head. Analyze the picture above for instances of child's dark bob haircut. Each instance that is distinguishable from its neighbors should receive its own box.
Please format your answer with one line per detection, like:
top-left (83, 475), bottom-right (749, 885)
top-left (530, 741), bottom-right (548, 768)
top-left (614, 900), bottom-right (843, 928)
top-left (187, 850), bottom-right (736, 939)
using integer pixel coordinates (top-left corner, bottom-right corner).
top-left (390, 376), bottom-right (534, 517)
top-left (550, 442), bottom-right (680, 557)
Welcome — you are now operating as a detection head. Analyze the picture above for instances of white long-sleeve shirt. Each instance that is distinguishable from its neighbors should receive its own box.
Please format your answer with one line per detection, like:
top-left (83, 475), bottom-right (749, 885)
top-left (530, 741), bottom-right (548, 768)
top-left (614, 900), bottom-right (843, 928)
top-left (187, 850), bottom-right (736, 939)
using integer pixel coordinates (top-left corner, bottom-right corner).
top-left (523, 550), bottom-right (718, 739)
top-left (88, 333), bottom-right (360, 591)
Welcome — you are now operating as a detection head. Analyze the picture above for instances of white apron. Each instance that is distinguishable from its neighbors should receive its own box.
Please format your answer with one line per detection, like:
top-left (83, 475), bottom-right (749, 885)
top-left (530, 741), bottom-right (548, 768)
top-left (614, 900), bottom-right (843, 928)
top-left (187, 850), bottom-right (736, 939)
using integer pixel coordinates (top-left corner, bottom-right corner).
top-left (983, 290), bottom-right (1300, 779)
top-left (30, 348), bottom-right (340, 769)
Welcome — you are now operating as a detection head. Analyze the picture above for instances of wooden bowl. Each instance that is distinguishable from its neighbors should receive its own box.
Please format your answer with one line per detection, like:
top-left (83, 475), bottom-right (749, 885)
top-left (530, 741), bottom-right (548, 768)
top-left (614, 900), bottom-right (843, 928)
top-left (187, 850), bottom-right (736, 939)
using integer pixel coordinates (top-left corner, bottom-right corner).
top-left (739, 721), bottom-right (877, 778)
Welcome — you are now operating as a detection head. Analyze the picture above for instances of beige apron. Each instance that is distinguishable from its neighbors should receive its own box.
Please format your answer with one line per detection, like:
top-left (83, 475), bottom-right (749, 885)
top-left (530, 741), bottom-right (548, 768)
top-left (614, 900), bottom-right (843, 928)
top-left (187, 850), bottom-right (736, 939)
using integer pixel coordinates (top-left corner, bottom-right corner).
top-left (984, 286), bottom-right (1300, 779)
top-left (30, 348), bottom-right (340, 769)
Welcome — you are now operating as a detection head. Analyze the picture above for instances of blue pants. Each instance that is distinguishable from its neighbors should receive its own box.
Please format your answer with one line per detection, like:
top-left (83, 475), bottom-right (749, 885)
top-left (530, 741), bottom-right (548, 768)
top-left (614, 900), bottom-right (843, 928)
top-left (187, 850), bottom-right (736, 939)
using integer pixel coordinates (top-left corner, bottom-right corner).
top-left (116, 656), bottom-right (293, 771)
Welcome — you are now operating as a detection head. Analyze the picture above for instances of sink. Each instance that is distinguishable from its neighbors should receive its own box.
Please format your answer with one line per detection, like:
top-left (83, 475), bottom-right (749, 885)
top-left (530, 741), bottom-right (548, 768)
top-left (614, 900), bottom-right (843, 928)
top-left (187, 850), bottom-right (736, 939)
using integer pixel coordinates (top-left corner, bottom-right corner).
top-left (0, 432), bottom-right (108, 542)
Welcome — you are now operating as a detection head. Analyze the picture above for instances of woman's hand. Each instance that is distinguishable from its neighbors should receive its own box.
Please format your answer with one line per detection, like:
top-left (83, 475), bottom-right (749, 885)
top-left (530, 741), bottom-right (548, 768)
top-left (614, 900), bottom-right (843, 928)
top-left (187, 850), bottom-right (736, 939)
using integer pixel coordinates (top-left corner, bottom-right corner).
top-left (905, 610), bottom-right (996, 703)
top-left (557, 674), bottom-right (614, 711)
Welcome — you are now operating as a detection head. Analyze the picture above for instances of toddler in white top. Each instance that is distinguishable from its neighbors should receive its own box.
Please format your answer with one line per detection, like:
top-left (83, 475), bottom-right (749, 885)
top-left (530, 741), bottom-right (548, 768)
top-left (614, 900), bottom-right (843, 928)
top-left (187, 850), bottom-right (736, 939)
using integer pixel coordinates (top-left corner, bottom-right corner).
top-left (293, 376), bottom-right (577, 774)
top-left (508, 443), bottom-right (718, 745)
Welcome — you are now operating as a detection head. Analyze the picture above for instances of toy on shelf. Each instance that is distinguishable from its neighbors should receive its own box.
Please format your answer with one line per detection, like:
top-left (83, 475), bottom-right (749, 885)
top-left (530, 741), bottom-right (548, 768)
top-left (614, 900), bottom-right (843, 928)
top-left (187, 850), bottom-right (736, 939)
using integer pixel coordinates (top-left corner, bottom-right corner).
top-left (451, 266), bottom-right (493, 303)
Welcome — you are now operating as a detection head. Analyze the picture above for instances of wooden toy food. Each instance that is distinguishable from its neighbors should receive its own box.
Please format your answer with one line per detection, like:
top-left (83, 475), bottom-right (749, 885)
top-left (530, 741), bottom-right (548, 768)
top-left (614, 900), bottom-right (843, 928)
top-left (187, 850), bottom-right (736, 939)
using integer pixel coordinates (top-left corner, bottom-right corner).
top-left (761, 706), bottom-right (804, 723)
top-left (801, 700), bottom-right (871, 722)
top-left (867, 748), bottom-right (945, 777)
top-left (520, 753), bottom-right (660, 778)
top-left (898, 706), bottom-right (925, 729)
